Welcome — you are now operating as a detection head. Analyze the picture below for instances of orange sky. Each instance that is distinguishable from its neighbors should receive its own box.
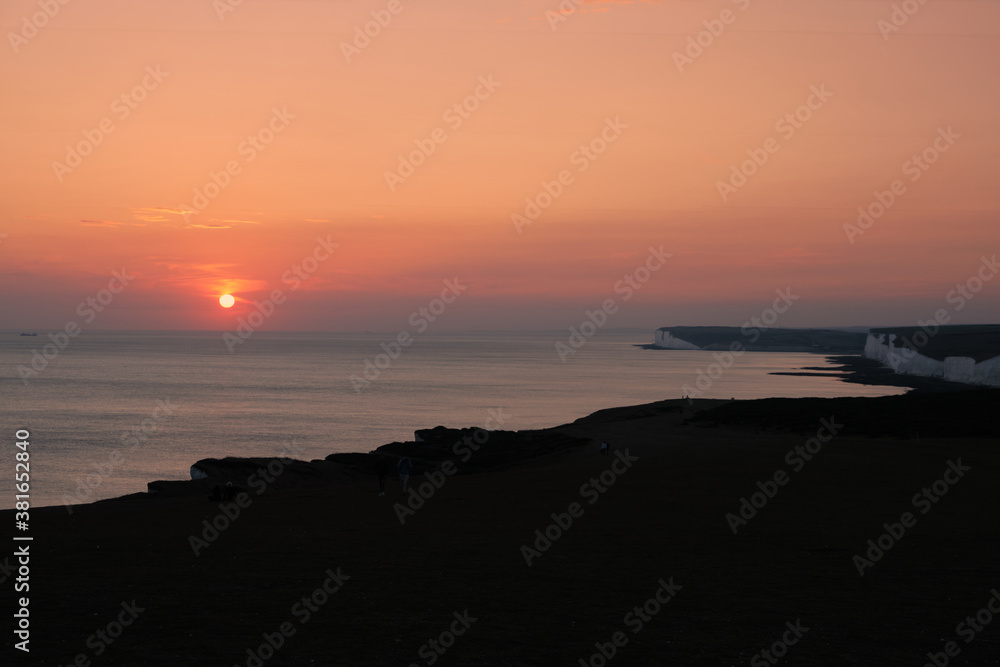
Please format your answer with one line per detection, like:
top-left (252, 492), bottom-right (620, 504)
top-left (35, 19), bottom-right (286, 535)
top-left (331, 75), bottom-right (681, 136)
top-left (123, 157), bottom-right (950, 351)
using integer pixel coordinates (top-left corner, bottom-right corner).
top-left (2, 0), bottom-right (998, 331)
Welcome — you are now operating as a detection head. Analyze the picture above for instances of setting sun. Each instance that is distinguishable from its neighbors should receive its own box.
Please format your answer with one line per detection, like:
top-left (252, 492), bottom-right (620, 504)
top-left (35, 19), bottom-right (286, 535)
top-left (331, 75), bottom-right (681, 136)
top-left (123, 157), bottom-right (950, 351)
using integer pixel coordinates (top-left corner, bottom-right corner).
top-left (219, 294), bottom-right (235, 308)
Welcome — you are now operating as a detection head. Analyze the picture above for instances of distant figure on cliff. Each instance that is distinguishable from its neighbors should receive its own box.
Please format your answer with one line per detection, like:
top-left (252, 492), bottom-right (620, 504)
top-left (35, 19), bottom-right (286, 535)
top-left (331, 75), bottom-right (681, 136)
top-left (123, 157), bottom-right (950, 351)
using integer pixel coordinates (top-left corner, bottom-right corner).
top-left (397, 457), bottom-right (412, 493)
top-left (376, 455), bottom-right (389, 497)
top-left (600, 441), bottom-right (609, 455)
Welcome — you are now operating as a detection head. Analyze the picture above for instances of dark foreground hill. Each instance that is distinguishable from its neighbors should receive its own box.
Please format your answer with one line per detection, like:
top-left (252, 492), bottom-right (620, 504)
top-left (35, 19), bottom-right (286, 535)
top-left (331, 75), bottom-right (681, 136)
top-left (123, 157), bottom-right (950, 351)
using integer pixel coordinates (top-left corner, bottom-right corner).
top-left (6, 391), bottom-right (1000, 665)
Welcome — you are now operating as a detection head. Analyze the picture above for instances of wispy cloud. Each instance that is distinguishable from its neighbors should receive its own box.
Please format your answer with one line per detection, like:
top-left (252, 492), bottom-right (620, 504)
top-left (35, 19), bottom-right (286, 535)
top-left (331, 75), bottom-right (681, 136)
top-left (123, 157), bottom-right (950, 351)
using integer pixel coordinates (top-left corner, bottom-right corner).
top-left (79, 219), bottom-right (125, 228)
top-left (185, 222), bottom-right (233, 229)
top-left (131, 207), bottom-right (188, 223)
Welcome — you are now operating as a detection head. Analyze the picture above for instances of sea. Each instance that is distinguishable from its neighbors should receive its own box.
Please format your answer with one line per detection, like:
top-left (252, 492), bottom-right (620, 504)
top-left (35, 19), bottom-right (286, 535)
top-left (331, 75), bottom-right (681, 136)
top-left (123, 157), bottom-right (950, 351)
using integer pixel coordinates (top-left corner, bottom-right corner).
top-left (1, 331), bottom-right (905, 510)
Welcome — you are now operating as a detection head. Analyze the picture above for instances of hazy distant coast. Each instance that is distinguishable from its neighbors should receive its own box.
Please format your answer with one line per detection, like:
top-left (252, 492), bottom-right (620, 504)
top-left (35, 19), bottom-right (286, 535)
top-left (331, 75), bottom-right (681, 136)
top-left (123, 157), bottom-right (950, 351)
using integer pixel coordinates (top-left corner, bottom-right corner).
top-left (651, 325), bottom-right (1000, 389)
top-left (650, 326), bottom-right (867, 354)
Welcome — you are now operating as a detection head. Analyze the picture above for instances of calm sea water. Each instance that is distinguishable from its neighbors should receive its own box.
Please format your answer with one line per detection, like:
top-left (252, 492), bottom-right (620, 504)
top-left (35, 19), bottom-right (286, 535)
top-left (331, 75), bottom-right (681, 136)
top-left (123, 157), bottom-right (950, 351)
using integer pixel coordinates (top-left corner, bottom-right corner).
top-left (1, 331), bottom-right (904, 509)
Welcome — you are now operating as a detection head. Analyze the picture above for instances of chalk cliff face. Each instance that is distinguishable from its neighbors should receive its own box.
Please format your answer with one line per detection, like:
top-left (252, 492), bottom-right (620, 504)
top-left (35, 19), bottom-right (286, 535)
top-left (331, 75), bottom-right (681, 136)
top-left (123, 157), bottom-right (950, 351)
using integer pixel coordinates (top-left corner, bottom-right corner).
top-left (863, 333), bottom-right (1000, 387)
top-left (653, 329), bottom-right (701, 349)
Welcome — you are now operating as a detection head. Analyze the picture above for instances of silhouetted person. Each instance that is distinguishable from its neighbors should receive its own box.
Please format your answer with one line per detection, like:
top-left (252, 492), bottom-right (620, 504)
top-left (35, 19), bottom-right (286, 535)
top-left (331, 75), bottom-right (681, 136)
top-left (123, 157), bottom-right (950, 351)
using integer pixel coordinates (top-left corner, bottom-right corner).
top-left (600, 441), bottom-right (609, 455)
top-left (223, 481), bottom-right (236, 500)
top-left (376, 455), bottom-right (389, 497)
top-left (397, 456), bottom-right (412, 494)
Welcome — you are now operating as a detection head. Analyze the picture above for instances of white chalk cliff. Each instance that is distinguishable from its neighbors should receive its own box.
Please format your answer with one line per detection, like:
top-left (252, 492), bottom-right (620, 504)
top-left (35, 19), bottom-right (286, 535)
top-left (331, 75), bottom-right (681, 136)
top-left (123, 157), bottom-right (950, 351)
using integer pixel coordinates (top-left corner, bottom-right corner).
top-left (863, 333), bottom-right (1000, 387)
top-left (653, 329), bottom-right (701, 349)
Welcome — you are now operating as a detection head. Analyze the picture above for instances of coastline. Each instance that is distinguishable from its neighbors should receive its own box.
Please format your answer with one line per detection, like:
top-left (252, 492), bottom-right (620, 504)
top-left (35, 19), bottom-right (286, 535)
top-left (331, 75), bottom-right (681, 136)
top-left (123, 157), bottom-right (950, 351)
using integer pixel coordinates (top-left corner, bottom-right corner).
top-left (78, 382), bottom-right (998, 509)
top-left (642, 343), bottom-right (992, 394)
top-left (775, 354), bottom-right (987, 393)
top-left (56, 351), bottom-right (947, 512)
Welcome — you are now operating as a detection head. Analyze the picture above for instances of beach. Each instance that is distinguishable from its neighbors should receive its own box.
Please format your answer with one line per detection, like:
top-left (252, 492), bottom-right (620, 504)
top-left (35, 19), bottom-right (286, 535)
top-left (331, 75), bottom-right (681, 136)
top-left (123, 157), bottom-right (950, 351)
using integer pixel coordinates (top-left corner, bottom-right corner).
top-left (9, 390), bottom-right (1000, 665)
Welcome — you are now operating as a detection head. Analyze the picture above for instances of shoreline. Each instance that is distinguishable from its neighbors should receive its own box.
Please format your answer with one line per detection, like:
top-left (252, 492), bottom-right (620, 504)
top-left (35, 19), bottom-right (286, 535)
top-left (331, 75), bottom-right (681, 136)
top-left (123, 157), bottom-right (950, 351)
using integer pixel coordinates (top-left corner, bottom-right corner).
top-left (69, 382), bottom-right (998, 512)
top-left (777, 353), bottom-right (989, 393)
top-left (641, 344), bottom-right (993, 393)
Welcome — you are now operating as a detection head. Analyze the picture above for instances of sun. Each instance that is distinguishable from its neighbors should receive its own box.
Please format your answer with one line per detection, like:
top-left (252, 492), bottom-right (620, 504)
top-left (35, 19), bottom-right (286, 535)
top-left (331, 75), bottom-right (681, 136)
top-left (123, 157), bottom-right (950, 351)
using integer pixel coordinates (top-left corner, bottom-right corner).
top-left (219, 294), bottom-right (236, 308)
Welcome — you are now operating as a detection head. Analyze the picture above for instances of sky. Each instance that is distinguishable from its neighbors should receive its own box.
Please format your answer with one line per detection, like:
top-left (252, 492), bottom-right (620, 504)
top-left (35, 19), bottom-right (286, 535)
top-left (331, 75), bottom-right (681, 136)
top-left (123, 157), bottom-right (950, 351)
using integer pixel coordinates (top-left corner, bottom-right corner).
top-left (1, 0), bottom-right (998, 333)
